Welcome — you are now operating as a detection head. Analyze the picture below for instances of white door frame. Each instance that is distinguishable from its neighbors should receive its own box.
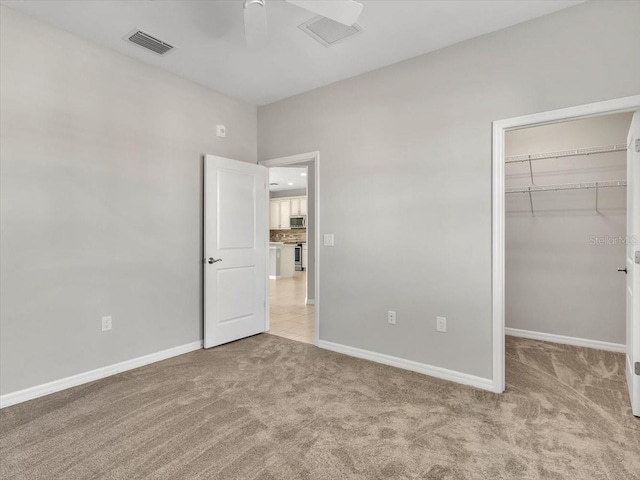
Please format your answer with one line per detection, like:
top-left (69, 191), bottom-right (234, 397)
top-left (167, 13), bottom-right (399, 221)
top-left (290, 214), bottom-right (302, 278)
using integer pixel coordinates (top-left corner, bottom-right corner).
top-left (491, 95), bottom-right (640, 394)
top-left (260, 151), bottom-right (320, 346)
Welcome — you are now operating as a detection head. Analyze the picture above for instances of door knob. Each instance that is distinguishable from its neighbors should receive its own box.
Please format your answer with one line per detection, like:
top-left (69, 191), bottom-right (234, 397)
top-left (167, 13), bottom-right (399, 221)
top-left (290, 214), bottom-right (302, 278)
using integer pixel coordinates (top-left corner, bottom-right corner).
top-left (618, 267), bottom-right (627, 274)
top-left (207, 258), bottom-right (222, 264)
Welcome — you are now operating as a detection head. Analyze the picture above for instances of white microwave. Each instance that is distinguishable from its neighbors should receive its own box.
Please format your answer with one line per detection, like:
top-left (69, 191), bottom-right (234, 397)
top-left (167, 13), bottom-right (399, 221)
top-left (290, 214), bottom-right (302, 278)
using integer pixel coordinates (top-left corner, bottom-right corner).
top-left (290, 215), bottom-right (306, 229)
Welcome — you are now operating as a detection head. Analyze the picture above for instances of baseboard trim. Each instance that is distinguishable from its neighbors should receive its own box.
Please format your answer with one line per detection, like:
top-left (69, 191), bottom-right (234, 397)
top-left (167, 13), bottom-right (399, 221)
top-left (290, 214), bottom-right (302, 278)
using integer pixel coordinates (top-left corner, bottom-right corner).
top-left (505, 328), bottom-right (625, 353)
top-left (317, 340), bottom-right (495, 392)
top-left (0, 341), bottom-right (203, 409)
top-left (305, 298), bottom-right (315, 305)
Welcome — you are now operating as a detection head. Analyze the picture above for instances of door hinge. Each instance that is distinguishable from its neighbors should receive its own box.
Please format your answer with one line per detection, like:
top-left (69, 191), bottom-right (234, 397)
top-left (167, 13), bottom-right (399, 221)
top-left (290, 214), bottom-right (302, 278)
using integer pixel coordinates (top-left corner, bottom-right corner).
top-left (635, 251), bottom-right (640, 264)
top-left (636, 139), bottom-right (640, 153)
top-left (636, 362), bottom-right (640, 375)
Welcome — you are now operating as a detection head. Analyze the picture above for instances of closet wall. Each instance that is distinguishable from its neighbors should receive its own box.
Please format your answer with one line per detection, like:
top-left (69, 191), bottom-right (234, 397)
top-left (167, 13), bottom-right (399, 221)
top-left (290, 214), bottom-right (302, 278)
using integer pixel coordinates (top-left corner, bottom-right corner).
top-left (505, 112), bottom-right (632, 345)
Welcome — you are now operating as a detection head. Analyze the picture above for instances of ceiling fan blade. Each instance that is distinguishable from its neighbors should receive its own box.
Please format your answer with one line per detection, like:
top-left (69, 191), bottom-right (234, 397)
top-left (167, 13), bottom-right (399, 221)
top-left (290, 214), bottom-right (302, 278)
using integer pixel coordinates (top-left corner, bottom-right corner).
top-left (285, 0), bottom-right (363, 26)
top-left (244, 0), bottom-right (268, 47)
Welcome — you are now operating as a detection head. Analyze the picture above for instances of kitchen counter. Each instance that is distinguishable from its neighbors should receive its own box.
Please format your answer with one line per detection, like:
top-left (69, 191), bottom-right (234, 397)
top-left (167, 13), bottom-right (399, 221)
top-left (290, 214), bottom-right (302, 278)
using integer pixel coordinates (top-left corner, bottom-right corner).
top-left (269, 243), bottom-right (295, 278)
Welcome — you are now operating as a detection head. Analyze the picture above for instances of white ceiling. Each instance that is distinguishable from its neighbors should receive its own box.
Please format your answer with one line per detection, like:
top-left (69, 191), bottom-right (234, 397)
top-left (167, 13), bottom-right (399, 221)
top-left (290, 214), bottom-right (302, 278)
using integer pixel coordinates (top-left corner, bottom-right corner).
top-left (269, 167), bottom-right (307, 192)
top-left (1, 0), bottom-right (583, 106)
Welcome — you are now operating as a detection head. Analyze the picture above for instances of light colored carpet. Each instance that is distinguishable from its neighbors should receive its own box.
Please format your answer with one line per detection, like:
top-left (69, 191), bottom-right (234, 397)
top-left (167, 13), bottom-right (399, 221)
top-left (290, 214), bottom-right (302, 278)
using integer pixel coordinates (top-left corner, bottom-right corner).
top-left (1, 335), bottom-right (639, 479)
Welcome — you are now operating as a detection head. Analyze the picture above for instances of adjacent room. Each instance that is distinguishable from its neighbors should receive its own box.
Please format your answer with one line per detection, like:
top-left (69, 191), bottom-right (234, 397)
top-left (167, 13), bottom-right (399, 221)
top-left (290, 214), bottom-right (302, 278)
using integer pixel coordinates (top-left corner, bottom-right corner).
top-left (268, 165), bottom-right (315, 343)
top-left (1, 1), bottom-right (639, 479)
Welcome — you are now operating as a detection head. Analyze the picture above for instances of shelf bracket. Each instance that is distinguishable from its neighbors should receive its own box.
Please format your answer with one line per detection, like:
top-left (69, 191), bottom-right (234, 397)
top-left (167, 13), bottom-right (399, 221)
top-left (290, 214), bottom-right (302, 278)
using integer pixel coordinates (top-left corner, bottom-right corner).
top-left (594, 183), bottom-right (599, 214)
top-left (528, 186), bottom-right (534, 216)
top-left (528, 158), bottom-right (534, 185)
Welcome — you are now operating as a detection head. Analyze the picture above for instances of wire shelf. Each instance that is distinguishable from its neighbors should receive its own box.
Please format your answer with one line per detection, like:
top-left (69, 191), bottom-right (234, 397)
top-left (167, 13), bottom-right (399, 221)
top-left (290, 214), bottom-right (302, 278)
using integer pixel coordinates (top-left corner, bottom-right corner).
top-left (505, 180), bottom-right (627, 194)
top-left (505, 144), bottom-right (627, 164)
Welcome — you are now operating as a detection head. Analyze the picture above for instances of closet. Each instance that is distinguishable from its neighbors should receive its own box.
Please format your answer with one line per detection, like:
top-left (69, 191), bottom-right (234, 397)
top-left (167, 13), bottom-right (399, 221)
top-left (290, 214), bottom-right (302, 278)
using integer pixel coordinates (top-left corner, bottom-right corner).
top-left (505, 144), bottom-right (626, 215)
top-left (504, 112), bottom-right (632, 348)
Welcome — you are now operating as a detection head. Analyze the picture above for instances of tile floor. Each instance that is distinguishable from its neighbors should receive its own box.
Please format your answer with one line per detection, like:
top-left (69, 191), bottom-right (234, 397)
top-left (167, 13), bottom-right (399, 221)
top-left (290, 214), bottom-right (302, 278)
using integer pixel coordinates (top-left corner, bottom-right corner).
top-left (269, 271), bottom-right (315, 344)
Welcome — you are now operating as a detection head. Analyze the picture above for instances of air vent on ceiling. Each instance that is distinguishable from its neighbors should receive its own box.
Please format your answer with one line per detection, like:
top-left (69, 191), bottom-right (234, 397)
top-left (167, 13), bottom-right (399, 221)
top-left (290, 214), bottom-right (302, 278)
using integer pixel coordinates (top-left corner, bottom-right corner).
top-left (299, 16), bottom-right (363, 47)
top-left (124, 29), bottom-right (175, 56)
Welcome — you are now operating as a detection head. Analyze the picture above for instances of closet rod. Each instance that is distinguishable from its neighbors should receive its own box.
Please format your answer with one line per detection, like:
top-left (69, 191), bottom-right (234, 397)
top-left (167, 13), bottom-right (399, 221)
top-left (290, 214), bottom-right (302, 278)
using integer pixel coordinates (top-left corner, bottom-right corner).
top-left (505, 143), bottom-right (626, 164)
top-left (505, 180), bottom-right (626, 194)
top-left (506, 180), bottom-right (626, 215)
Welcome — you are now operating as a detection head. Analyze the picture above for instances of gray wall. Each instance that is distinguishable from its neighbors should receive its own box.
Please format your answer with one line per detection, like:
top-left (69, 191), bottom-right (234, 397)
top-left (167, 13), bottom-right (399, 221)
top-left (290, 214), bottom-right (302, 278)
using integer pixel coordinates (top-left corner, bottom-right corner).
top-left (258, 1), bottom-right (640, 379)
top-left (506, 113), bottom-right (632, 344)
top-left (0, 7), bottom-right (257, 395)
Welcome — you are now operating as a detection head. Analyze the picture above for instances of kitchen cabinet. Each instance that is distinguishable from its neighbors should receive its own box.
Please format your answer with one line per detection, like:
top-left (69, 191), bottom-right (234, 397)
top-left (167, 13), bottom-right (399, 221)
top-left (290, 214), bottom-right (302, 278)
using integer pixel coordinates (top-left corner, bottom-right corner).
top-left (270, 196), bottom-right (308, 229)
top-left (290, 197), bottom-right (307, 216)
top-left (269, 243), bottom-right (295, 278)
top-left (269, 201), bottom-right (279, 230)
top-left (270, 198), bottom-right (291, 230)
top-left (302, 243), bottom-right (308, 271)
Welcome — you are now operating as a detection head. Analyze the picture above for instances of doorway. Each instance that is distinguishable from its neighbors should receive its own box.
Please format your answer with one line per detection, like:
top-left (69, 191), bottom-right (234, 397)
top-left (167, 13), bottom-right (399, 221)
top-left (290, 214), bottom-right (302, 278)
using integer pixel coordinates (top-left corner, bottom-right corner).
top-left (260, 152), bottom-right (320, 346)
top-left (504, 112), bottom-right (631, 348)
top-left (492, 96), bottom-right (640, 393)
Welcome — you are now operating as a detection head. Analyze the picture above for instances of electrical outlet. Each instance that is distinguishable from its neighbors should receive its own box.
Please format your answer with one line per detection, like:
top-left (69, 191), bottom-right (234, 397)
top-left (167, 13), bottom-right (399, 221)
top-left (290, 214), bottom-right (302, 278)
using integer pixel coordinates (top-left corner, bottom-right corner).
top-left (436, 316), bottom-right (447, 333)
top-left (388, 310), bottom-right (397, 325)
top-left (101, 316), bottom-right (112, 332)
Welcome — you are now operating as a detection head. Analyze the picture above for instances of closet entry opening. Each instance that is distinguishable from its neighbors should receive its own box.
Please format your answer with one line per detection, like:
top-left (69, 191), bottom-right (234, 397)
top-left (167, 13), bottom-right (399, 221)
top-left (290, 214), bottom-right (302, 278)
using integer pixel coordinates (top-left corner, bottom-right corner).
top-left (502, 110), bottom-right (636, 406)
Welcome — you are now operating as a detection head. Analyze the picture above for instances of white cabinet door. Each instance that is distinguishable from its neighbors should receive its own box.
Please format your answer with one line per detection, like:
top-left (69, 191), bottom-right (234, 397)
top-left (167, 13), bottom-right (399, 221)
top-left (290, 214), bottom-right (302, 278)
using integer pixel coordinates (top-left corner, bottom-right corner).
top-left (279, 199), bottom-right (291, 229)
top-left (204, 155), bottom-right (268, 348)
top-left (290, 197), bottom-right (301, 215)
top-left (289, 196), bottom-right (307, 215)
top-left (270, 199), bottom-right (280, 230)
top-left (269, 198), bottom-right (291, 229)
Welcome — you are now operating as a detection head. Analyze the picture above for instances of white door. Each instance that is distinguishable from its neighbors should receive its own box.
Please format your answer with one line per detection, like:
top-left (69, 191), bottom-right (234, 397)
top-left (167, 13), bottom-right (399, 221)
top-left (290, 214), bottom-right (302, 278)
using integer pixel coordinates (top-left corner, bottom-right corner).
top-left (204, 155), bottom-right (268, 348)
top-left (626, 111), bottom-right (640, 416)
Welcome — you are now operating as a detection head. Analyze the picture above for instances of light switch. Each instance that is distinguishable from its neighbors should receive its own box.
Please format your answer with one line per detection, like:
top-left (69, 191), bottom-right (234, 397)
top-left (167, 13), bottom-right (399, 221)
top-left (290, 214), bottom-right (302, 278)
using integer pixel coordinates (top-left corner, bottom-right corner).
top-left (102, 316), bottom-right (112, 332)
top-left (323, 234), bottom-right (334, 247)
